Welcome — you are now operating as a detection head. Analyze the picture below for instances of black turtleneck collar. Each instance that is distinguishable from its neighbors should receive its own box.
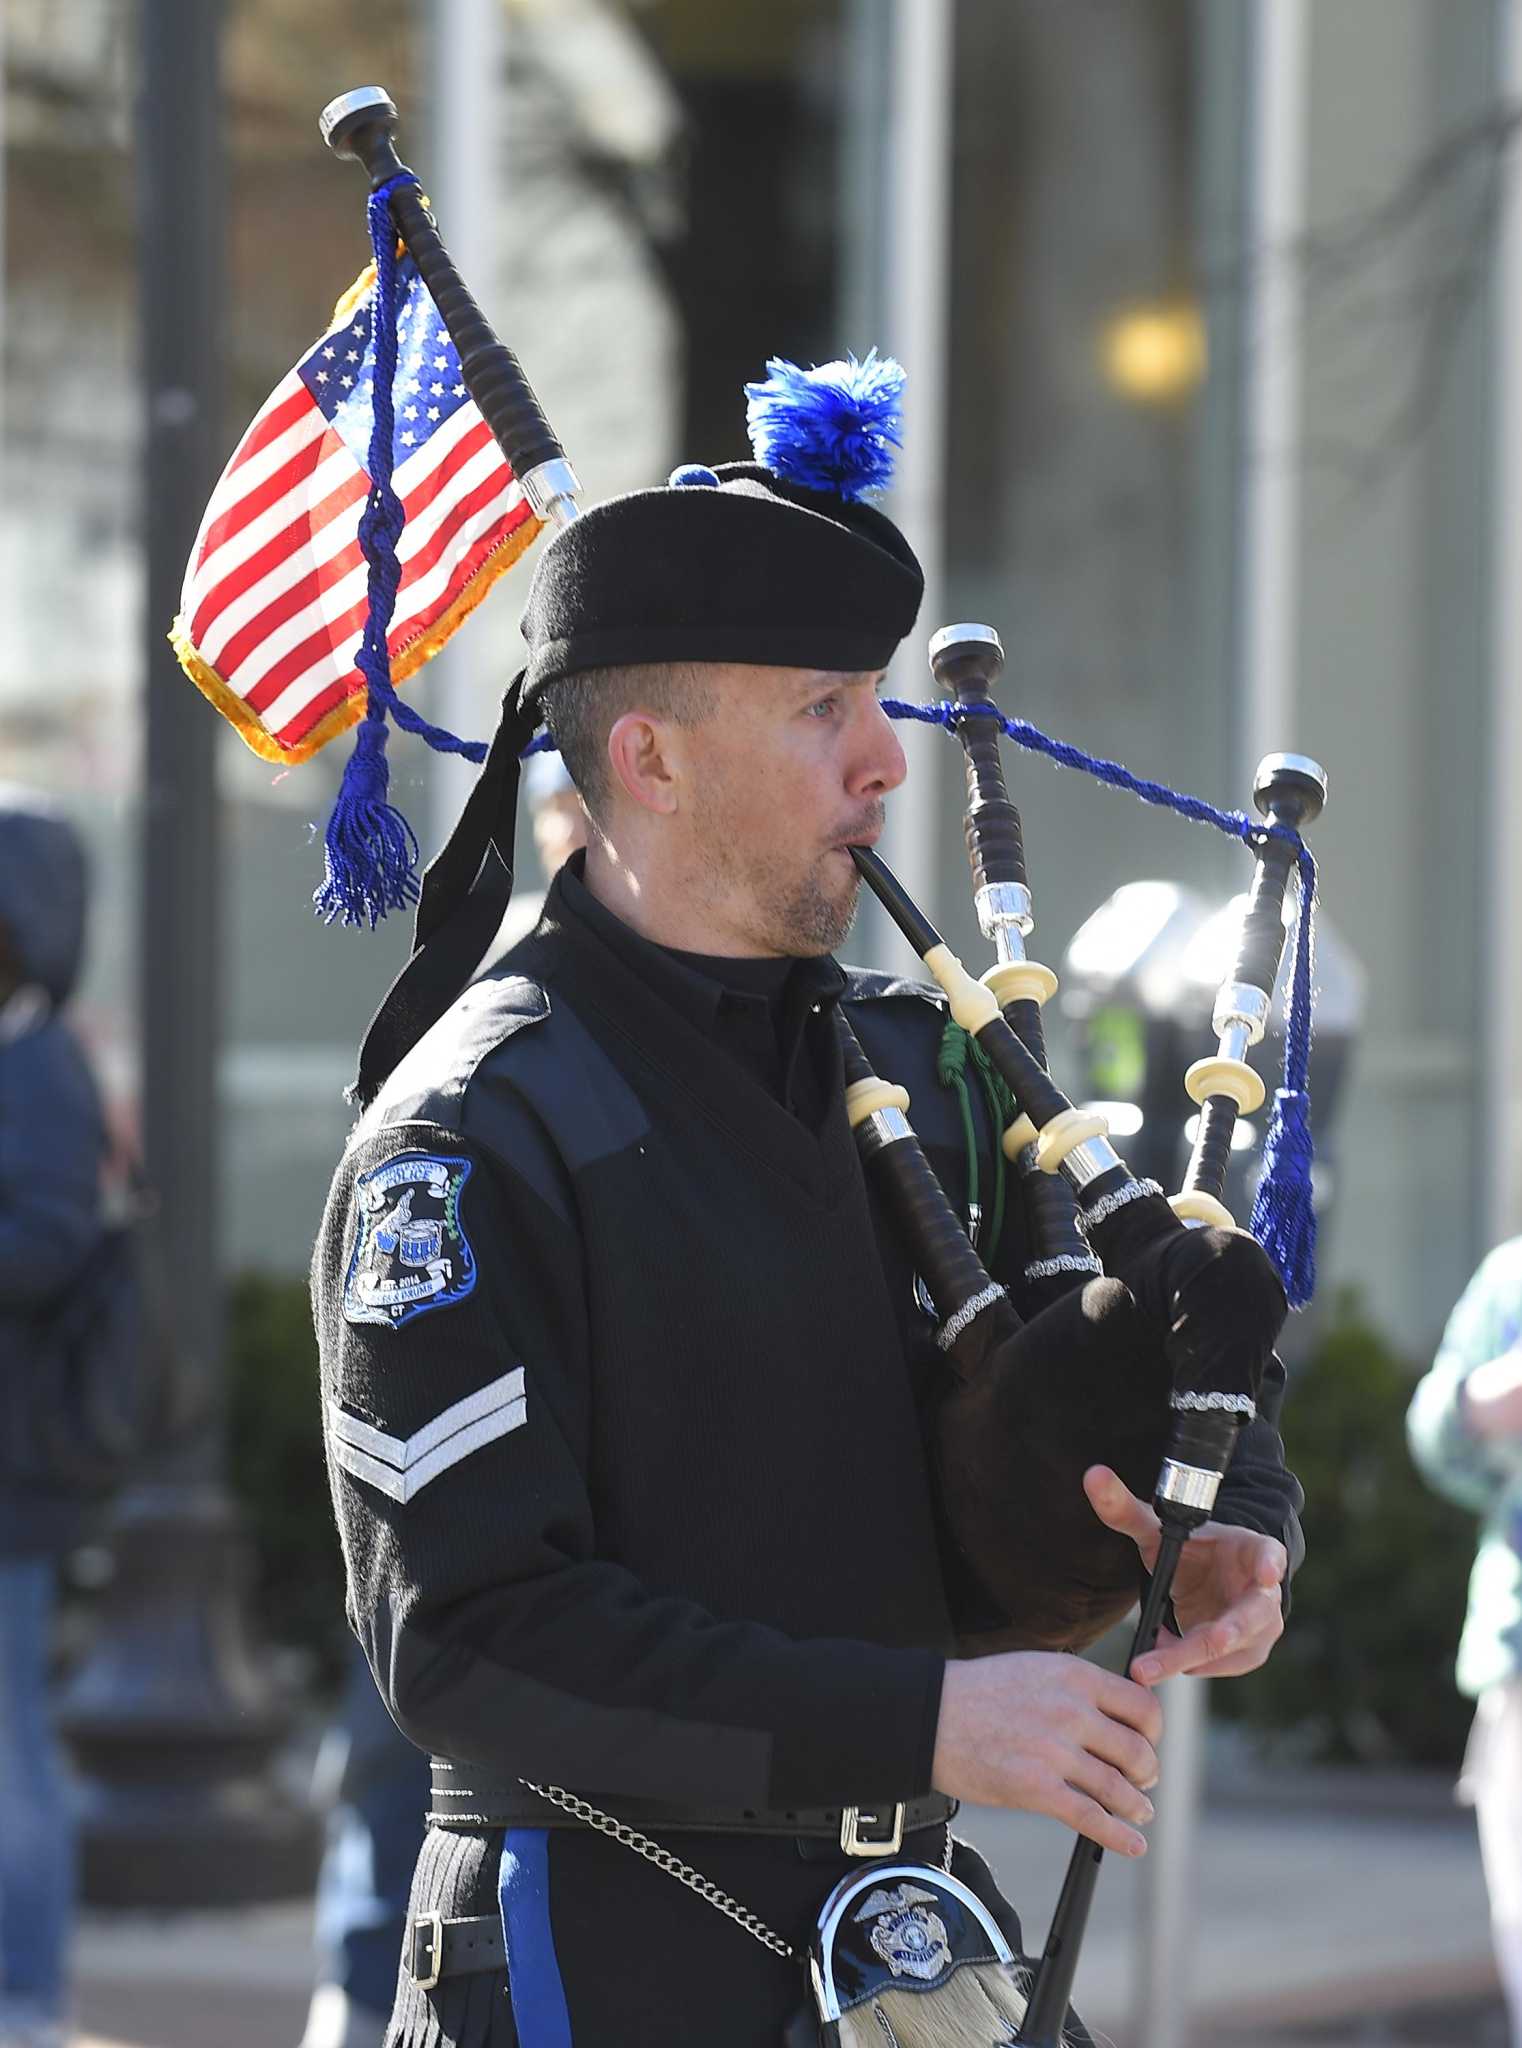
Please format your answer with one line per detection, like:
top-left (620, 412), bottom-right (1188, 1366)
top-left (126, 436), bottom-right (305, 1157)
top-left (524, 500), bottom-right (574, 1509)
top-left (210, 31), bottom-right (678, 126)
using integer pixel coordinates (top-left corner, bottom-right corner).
top-left (552, 851), bottom-right (845, 1113)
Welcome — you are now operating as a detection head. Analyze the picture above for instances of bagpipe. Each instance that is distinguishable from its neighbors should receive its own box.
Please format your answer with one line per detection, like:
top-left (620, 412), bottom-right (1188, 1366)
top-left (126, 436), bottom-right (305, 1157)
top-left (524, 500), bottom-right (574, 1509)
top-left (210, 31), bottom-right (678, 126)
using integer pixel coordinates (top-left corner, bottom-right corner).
top-left (837, 626), bottom-right (1322, 2043)
top-left (184, 85), bottom-right (1325, 2048)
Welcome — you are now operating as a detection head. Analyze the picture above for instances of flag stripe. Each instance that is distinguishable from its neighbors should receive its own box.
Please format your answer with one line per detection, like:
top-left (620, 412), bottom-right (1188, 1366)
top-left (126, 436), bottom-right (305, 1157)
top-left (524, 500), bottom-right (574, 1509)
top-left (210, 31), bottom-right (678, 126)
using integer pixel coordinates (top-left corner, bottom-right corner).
top-left (224, 375), bottom-right (310, 474)
top-left (252, 469), bottom-right (523, 725)
top-left (237, 430), bottom-right (510, 700)
top-left (195, 420), bottom-right (333, 566)
top-left (190, 402), bottom-right (492, 649)
top-left (190, 438), bottom-right (360, 604)
top-left (217, 396), bottom-right (327, 506)
top-left (263, 490), bottom-right (529, 741)
top-left (208, 424), bottom-right (510, 681)
top-left (271, 502), bottom-right (532, 748)
top-left (191, 462), bottom-right (368, 651)
top-left (178, 373), bottom-right (309, 610)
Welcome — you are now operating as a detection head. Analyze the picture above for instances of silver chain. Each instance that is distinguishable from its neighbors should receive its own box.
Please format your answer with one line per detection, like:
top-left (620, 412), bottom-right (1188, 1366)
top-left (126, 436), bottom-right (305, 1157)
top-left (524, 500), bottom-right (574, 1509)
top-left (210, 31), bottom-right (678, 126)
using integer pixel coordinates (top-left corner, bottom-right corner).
top-left (517, 1782), bottom-right (958, 1959)
top-left (519, 1780), bottom-right (796, 1958)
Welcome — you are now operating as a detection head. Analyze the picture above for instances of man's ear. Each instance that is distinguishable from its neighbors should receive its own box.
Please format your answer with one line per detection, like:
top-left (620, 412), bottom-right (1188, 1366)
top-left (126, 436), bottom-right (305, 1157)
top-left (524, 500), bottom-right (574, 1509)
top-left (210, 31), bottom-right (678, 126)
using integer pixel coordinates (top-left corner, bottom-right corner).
top-left (607, 712), bottom-right (679, 816)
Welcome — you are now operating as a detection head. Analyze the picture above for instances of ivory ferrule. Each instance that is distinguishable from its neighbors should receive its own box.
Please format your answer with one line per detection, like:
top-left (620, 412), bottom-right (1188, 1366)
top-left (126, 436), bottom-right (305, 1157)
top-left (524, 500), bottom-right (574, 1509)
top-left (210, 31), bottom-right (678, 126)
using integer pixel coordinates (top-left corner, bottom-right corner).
top-left (1000, 1113), bottom-right (1040, 1163)
top-left (1184, 1054), bottom-right (1265, 1115)
top-left (1170, 1189), bottom-right (1237, 1229)
top-left (983, 959), bottom-right (1058, 1010)
top-left (923, 944), bottom-right (1000, 1033)
top-left (844, 1077), bottom-right (911, 1127)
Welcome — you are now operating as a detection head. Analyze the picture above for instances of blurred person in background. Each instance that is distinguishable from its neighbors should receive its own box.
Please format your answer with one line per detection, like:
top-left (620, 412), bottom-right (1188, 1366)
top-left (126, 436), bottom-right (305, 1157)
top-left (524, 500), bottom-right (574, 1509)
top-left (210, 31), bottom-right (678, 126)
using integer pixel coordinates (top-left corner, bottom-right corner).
top-left (299, 759), bottom-right (588, 2048)
top-left (0, 792), bottom-right (109, 2048)
top-left (1408, 1241), bottom-right (1522, 2048)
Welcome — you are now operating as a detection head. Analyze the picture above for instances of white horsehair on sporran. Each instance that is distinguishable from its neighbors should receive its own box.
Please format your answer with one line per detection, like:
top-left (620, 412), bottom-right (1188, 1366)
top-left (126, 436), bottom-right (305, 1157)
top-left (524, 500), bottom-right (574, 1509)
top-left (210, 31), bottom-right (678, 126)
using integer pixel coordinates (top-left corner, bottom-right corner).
top-left (832, 1956), bottom-right (1035, 2048)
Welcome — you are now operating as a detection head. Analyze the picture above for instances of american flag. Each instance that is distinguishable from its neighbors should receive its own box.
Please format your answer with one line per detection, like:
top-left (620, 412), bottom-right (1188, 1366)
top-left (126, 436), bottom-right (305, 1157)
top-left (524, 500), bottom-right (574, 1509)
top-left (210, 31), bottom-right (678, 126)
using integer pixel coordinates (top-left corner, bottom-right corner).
top-left (172, 257), bottom-right (542, 766)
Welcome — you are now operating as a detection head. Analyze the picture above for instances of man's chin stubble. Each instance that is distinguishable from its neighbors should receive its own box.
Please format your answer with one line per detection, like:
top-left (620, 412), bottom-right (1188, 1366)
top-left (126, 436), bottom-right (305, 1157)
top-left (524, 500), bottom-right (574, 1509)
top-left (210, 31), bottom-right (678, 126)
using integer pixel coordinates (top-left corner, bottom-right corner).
top-left (778, 871), bottom-right (859, 954)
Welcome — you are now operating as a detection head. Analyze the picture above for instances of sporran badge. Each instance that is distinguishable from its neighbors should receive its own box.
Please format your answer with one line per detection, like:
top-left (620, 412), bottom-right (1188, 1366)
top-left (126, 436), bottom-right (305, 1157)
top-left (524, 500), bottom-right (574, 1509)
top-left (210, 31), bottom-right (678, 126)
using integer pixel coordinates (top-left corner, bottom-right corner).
top-left (860, 1884), bottom-right (953, 1983)
top-left (343, 1153), bottom-right (477, 1329)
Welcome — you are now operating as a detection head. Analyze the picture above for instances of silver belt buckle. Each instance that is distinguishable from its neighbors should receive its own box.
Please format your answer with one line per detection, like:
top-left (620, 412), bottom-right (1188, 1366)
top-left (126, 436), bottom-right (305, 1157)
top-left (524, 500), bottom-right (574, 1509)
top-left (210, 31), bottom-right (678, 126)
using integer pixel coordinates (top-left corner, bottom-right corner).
top-left (840, 1803), bottom-right (906, 1856)
top-left (409, 1910), bottom-right (444, 1990)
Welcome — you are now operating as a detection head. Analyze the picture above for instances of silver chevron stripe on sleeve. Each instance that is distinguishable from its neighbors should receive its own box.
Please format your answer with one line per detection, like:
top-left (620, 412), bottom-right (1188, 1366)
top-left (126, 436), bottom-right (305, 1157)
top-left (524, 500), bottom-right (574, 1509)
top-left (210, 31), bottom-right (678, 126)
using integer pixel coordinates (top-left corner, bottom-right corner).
top-left (327, 1368), bottom-right (526, 1503)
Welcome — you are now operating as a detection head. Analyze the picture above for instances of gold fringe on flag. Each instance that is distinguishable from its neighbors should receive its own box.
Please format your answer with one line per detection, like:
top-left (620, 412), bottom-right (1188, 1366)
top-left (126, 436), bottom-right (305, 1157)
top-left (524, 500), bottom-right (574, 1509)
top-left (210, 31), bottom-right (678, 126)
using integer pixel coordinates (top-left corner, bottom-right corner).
top-left (170, 508), bottom-right (543, 767)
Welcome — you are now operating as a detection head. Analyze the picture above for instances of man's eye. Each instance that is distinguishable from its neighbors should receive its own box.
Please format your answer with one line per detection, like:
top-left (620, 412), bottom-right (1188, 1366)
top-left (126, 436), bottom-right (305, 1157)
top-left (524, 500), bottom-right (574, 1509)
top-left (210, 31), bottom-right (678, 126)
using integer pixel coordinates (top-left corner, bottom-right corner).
top-left (806, 697), bottom-right (839, 719)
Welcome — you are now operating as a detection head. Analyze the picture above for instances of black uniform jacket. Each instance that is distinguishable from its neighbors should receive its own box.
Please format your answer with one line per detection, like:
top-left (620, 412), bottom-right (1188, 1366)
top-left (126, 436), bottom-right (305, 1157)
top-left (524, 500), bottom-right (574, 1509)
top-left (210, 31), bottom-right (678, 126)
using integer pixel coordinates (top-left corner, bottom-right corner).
top-left (312, 856), bottom-right (1303, 2031)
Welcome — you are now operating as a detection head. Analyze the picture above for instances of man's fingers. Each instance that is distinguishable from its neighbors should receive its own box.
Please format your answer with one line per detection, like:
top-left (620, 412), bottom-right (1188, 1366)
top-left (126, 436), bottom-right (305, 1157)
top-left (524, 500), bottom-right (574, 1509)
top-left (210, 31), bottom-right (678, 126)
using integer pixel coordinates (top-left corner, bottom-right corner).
top-left (1083, 1465), bottom-right (1160, 1544)
top-left (1081, 1709), bottom-right (1160, 1790)
top-left (1091, 1667), bottom-right (1165, 1747)
top-left (1048, 1780), bottom-right (1149, 1859)
top-left (1068, 1753), bottom-right (1157, 1828)
top-left (1133, 1588), bottom-right (1283, 1683)
top-left (1256, 1539), bottom-right (1289, 1587)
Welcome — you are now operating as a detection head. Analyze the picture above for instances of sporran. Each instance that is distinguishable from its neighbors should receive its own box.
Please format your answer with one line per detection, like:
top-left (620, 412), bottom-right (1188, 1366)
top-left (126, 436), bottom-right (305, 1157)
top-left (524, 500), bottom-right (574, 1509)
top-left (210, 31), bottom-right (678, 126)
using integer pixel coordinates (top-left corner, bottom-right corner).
top-left (805, 1861), bottom-right (1036, 2047)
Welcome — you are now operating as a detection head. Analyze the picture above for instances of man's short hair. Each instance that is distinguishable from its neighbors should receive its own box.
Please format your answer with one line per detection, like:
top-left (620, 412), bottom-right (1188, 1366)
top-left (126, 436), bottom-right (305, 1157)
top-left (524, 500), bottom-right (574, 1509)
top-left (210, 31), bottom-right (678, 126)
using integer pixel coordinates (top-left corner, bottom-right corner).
top-left (540, 662), bottom-right (716, 823)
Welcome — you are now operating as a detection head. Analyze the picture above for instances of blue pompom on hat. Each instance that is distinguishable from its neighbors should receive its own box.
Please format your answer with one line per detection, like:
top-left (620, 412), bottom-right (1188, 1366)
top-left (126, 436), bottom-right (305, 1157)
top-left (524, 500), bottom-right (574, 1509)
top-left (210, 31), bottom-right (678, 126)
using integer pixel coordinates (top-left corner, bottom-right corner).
top-left (518, 352), bottom-right (921, 703)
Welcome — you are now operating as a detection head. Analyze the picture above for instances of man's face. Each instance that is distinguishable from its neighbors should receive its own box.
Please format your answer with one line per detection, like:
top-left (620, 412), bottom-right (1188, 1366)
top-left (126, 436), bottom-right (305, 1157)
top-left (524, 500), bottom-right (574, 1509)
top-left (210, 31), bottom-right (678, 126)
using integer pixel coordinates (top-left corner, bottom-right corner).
top-left (675, 663), bottom-right (908, 955)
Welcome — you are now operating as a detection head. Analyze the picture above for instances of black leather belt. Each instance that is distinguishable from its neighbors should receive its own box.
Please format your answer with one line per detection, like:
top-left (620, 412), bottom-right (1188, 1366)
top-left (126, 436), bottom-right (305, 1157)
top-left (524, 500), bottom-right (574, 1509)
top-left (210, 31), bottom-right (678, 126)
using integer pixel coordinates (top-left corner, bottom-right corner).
top-left (427, 1759), bottom-right (955, 1849)
top-left (406, 1784), bottom-right (957, 1991)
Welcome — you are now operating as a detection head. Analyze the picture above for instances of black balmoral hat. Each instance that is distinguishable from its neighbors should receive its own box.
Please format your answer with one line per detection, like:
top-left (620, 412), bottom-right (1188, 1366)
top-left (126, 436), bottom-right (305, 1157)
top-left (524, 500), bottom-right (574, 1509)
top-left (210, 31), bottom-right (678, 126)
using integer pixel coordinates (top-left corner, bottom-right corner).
top-left (521, 350), bottom-right (923, 699)
top-left (354, 351), bottom-right (920, 1105)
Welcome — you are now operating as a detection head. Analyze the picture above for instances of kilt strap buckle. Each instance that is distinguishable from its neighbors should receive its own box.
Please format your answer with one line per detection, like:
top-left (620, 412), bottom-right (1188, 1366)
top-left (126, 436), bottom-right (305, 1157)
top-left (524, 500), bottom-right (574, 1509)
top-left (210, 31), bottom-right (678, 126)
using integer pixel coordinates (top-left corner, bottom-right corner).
top-left (406, 1909), bottom-right (507, 1988)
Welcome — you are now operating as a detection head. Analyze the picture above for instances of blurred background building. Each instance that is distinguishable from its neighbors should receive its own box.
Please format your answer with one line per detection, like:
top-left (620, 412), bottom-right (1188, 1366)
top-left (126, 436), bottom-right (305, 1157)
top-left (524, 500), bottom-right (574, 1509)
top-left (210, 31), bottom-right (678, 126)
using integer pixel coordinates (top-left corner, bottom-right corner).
top-left (4, 0), bottom-right (1511, 1347)
top-left (5, 4), bottom-right (1520, 2032)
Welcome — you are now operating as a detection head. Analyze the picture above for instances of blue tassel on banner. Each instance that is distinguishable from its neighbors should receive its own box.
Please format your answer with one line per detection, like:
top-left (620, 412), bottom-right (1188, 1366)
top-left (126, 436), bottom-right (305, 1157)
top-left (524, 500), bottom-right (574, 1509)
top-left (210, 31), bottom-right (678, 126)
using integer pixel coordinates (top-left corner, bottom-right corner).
top-left (314, 171), bottom-right (496, 928)
top-left (315, 175), bottom-right (420, 927)
top-left (1249, 840), bottom-right (1319, 1308)
top-left (315, 707), bottom-right (422, 929)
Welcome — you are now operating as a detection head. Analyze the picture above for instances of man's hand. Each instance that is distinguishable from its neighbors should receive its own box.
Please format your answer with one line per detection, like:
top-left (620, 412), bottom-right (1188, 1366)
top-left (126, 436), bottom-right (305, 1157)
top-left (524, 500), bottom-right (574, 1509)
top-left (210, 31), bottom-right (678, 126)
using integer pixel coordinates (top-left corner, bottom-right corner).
top-left (1083, 1464), bottom-right (1287, 1684)
top-left (932, 1651), bottom-right (1162, 1858)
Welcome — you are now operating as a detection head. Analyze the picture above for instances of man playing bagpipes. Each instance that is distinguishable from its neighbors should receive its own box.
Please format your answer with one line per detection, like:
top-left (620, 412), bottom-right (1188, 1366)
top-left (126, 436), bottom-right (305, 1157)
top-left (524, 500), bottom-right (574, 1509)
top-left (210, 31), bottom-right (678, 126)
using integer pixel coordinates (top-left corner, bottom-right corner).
top-left (177, 95), bottom-right (1306, 2048)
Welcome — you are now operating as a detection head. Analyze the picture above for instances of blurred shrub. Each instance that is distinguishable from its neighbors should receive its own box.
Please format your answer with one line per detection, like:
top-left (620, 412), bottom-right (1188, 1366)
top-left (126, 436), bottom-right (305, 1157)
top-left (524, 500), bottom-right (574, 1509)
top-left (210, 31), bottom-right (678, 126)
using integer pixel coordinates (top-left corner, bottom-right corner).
top-left (1215, 1289), bottom-right (1476, 1766)
top-left (225, 1270), bottom-right (348, 1691)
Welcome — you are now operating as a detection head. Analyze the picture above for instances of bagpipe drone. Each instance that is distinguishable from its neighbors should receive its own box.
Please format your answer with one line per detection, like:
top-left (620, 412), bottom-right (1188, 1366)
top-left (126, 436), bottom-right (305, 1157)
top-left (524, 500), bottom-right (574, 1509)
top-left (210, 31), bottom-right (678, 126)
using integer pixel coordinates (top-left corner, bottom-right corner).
top-left (173, 86), bottom-right (1325, 2048)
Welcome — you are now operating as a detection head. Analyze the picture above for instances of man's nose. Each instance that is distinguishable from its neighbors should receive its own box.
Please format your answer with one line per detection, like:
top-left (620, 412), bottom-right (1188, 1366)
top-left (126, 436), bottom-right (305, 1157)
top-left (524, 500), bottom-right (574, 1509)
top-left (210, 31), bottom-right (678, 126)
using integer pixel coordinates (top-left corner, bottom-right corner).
top-left (850, 694), bottom-right (908, 797)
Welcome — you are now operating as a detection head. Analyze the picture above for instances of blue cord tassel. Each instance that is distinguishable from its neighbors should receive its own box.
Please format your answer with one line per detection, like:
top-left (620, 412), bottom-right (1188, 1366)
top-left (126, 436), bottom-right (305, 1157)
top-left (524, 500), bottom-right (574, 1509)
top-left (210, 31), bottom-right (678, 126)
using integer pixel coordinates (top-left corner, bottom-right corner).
top-left (314, 173), bottom-right (427, 929)
top-left (1249, 840), bottom-right (1319, 1308)
top-left (1252, 1088), bottom-right (1316, 1310)
top-left (315, 708), bottom-right (422, 928)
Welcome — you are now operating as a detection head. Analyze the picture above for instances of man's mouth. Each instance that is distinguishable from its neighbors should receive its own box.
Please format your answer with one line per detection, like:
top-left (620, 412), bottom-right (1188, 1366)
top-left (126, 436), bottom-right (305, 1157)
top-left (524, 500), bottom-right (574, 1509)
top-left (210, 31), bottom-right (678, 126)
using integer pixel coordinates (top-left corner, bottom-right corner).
top-left (832, 808), bottom-right (885, 856)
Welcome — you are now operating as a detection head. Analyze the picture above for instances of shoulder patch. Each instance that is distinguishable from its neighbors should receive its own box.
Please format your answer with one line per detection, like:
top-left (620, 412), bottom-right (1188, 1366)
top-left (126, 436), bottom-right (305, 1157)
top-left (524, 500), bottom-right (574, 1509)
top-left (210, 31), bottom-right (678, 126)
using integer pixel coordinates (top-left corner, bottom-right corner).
top-left (362, 975), bottom-right (551, 1135)
top-left (343, 1152), bottom-right (477, 1329)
